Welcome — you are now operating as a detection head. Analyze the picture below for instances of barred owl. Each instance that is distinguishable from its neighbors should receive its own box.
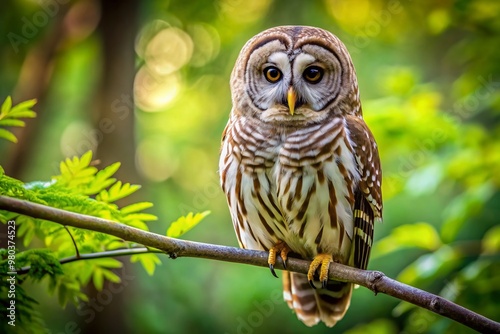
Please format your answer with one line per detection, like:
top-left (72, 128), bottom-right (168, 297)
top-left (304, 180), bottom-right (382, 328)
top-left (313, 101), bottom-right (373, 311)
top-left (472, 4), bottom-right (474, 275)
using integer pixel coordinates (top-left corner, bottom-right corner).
top-left (219, 26), bottom-right (382, 327)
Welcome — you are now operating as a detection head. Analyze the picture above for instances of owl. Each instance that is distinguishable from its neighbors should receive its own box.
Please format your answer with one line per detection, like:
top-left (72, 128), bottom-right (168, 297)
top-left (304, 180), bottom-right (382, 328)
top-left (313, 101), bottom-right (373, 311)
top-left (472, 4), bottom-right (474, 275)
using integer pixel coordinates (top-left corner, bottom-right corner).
top-left (219, 26), bottom-right (382, 327)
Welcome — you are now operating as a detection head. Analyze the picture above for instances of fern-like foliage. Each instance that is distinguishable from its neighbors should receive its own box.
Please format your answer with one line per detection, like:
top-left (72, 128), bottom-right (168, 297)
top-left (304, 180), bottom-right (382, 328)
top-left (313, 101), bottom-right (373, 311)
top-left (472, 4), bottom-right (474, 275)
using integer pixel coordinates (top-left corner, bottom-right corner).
top-left (0, 96), bottom-right (36, 143)
top-left (0, 249), bottom-right (49, 332)
top-left (0, 98), bottom-right (209, 332)
top-left (1, 150), bottom-right (161, 271)
top-left (0, 151), bottom-right (161, 331)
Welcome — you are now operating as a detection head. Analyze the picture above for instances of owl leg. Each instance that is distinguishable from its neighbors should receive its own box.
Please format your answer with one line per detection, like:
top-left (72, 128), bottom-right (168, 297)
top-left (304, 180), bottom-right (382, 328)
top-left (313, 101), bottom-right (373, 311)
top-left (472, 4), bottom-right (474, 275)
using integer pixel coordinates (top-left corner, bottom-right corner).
top-left (268, 241), bottom-right (291, 278)
top-left (307, 253), bottom-right (333, 289)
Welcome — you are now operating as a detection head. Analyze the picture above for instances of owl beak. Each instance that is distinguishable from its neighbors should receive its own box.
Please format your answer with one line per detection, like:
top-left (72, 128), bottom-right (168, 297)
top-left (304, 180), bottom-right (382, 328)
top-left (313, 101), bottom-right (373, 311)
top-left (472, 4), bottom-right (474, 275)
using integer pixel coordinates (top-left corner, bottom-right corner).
top-left (287, 87), bottom-right (296, 116)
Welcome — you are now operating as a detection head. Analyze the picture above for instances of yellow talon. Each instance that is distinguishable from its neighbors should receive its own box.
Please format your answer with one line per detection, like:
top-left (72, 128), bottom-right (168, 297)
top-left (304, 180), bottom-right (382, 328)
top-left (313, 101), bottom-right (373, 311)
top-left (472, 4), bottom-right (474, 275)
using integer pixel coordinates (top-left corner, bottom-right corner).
top-left (280, 247), bottom-right (289, 265)
top-left (307, 253), bottom-right (333, 289)
top-left (268, 241), bottom-right (291, 278)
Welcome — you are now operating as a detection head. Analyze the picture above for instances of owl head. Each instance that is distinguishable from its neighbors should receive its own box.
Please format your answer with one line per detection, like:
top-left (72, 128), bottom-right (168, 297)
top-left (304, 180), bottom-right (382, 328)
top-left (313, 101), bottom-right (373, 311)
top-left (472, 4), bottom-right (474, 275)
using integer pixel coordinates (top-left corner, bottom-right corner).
top-left (230, 26), bottom-right (361, 126)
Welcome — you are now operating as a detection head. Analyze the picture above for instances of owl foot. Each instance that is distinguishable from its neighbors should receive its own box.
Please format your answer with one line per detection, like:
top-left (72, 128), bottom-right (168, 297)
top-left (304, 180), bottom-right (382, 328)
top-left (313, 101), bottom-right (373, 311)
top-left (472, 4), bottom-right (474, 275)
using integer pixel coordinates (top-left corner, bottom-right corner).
top-left (307, 253), bottom-right (333, 289)
top-left (268, 241), bottom-right (291, 278)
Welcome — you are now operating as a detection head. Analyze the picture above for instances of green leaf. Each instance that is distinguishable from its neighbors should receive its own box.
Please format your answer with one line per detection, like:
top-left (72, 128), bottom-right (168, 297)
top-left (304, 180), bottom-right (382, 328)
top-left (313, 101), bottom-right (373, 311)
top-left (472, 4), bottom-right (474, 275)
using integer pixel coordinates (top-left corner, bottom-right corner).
top-left (131, 253), bottom-right (161, 276)
top-left (121, 202), bottom-right (154, 214)
top-left (59, 160), bottom-right (69, 176)
top-left (85, 163), bottom-right (121, 195)
top-left (0, 128), bottom-right (17, 143)
top-left (19, 249), bottom-right (64, 281)
top-left (372, 222), bottom-right (442, 258)
top-left (85, 178), bottom-right (116, 195)
top-left (96, 162), bottom-right (121, 181)
top-left (102, 269), bottom-right (121, 284)
top-left (0, 96), bottom-right (36, 143)
top-left (97, 181), bottom-right (141, 203)
top-left (104, 239), bottom-right (128, 250)
top-left (92, 268), bottom-right (104, 290)
top-left (0, 119), bottom-right (25, 127)
top-left (167, 211), bottom-right (210, 238)
top-left (77, 262), bottom-right (94, 286)
top-left (9, 98), bottom-right (37, 116)
top-left (74, 166), bottom-right (98, 178)
top-left (80, 151), bottom-right (93, 168)
top-left (1, 96), bottom-right (12, 115)
top-left (58, 283), bottom-right (68, 306)
top-left (126, 220), bottom-right (148, 231)
top-left (124, 213), bottom-right (158, 222)
top-left (92, 257), bottom-right (123, 268)
top-left (6, 110), bottom-right (36, 118)
top-left (17, 216), bottom-right (36, 247)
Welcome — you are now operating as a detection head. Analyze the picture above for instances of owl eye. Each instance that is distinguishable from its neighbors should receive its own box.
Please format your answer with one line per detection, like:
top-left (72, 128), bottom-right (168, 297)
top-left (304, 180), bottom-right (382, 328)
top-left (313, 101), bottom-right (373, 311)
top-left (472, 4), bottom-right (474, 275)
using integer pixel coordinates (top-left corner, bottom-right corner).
top-left (303, 66), bottom-right (324, 84)
top-left (263, 66), bottom-right (282, 83)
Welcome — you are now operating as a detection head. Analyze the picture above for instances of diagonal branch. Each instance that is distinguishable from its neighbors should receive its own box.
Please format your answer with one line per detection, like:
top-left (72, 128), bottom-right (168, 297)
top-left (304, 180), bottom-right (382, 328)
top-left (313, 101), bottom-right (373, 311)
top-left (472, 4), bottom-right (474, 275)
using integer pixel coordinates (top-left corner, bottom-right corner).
top-left (0, 195), bottom-right (499, 334)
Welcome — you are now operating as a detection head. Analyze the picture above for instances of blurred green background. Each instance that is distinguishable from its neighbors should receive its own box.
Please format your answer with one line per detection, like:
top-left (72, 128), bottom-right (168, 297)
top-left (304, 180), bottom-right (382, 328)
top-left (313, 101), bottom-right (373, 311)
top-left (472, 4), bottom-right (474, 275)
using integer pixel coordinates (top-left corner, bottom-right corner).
top-left (1, 0), bottom-right (500, 333)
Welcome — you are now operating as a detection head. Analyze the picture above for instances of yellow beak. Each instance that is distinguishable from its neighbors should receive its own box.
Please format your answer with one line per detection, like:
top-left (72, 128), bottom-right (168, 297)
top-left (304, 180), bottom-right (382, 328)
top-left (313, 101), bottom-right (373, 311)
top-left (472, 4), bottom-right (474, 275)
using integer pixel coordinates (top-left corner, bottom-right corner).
top-left (287, 87), bottom-right (296, 116)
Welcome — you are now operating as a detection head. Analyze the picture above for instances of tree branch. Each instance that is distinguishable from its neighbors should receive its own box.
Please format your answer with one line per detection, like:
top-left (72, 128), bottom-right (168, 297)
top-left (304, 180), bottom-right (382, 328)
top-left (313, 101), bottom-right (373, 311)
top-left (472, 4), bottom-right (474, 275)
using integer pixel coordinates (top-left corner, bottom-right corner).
top-left (16, 247), bottom-right (161, 275)
top-left (0, 195), bottom-right (499, 333)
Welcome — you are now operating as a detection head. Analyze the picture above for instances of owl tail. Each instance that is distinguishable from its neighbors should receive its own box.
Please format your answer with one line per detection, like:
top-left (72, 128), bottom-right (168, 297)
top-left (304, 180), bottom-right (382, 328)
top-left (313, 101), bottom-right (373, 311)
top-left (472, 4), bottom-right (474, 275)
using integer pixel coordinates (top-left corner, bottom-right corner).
top-left (282, 271), bottom-right (353, 327)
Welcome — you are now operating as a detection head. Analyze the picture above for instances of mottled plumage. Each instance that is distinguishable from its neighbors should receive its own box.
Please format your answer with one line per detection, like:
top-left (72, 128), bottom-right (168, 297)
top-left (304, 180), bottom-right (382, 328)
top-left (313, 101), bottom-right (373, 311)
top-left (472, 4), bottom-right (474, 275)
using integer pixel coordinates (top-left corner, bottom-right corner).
top-left (219, 26), bottom-right (382, 327)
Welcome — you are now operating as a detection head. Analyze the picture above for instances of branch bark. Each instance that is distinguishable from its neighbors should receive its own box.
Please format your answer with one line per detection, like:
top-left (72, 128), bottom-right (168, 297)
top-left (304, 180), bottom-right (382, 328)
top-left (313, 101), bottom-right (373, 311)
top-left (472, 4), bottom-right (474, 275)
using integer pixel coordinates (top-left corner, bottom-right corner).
top-left (0, 195), bottom-right (499, 334)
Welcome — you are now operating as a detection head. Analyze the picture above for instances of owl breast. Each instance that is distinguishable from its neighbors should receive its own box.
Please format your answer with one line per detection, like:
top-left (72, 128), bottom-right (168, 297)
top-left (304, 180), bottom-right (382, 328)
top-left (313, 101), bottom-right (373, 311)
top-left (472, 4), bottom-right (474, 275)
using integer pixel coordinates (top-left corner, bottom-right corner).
top-left (220, 114), bottom-right (360, 263)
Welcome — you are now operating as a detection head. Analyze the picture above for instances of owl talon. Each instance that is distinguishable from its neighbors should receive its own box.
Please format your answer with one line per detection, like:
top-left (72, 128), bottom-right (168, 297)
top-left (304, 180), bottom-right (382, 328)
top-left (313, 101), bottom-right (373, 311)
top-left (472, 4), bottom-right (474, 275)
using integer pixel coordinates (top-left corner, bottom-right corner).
top-left (280, 247), bottom-right (289, 269)
top-left (309, 280), bottom-right (317, 289)
top-left (267, 241), bottom-right (291, 278)
top-left (307, 253), bottom-right (333, 289)
top-left (269, 264), bottom-right (279, 278)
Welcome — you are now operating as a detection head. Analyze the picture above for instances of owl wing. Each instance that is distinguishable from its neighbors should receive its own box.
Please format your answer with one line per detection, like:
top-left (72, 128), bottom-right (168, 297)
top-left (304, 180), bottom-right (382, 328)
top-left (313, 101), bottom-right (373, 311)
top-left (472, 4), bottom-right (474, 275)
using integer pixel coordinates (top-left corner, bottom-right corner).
top-left (345, 114), bottom-right (383, 270)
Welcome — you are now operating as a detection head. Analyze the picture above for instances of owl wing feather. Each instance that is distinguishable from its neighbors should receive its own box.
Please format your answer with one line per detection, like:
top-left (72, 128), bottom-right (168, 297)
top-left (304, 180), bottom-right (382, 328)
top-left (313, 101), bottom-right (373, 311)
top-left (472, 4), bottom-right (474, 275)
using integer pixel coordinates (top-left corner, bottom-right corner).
top-left (345, 114), bottom-right (382, 270)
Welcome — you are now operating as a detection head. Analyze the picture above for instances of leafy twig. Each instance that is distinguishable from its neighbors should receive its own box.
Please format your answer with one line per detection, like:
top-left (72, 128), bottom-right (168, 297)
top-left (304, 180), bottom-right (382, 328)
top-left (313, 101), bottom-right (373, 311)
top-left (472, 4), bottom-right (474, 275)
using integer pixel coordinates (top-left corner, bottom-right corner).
top-left (0, 195), bottom-right (499, 334)
top-left (16, 247), bottom-right (161, 275)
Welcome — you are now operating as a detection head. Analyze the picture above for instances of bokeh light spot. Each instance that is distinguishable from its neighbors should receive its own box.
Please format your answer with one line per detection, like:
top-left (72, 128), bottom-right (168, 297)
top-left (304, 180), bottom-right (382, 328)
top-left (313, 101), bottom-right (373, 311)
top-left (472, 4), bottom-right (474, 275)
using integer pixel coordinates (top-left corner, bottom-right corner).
top-left (145, 27), bottom-right (193, 75)
top-left (188, 23), bottom-right (221, 67)
top-left (325, 0), bottom-right (372, 32)
top-left (134, 66), bottom-right (181, 112)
